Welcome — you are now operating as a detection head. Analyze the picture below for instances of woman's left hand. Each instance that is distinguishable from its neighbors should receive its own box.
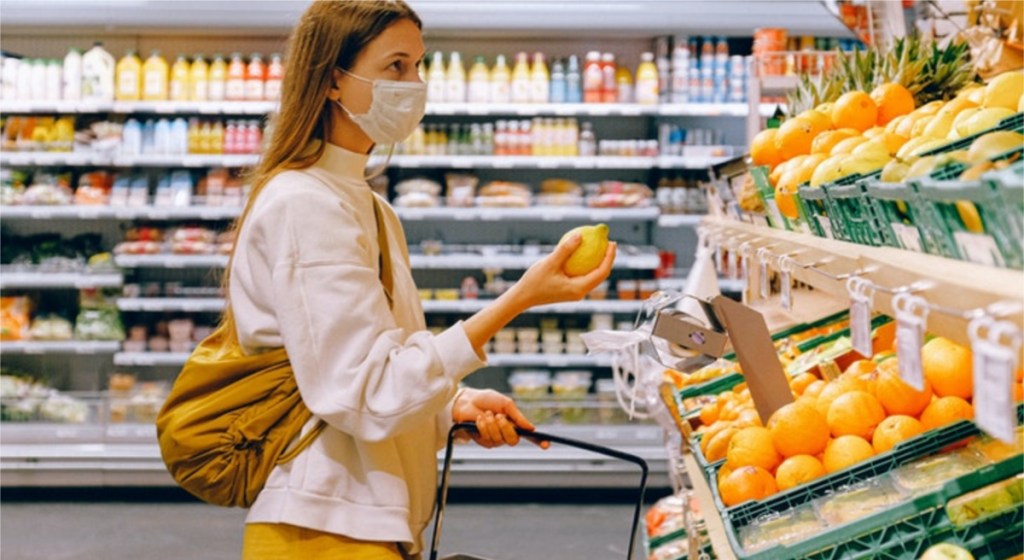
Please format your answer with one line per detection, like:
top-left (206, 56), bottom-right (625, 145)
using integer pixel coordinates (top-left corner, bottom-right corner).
top-left (452, 388), bottom-right (549, 449)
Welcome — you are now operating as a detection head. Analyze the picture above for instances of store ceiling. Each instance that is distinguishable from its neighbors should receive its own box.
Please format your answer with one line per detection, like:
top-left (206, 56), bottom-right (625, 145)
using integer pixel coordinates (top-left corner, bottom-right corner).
top-left (1, 0), bottom-right (852, 38)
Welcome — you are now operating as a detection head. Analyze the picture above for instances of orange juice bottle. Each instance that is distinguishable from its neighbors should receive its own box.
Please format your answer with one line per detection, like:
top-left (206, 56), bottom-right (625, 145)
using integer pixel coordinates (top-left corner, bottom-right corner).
top-left (635, 52), bottom-right (659, 105)
top-left (190, 54), bottom-right (208, 102)
top-left (225, 53), bottom-right (246, 101)
top-left (245, 53), bottom-right (265, 101)
top-left (529, 52), bottom-right (549, 104)
top-left (142, 50), bottom-right (169, 101)
top-left (169, 54), bottom-right (190, 102)
top-left (115, 50), bottom-right (142, 101)
top-left (265, 53), bottom-right (284, 101)
top-left (208, 54), bottom-right (227, 101)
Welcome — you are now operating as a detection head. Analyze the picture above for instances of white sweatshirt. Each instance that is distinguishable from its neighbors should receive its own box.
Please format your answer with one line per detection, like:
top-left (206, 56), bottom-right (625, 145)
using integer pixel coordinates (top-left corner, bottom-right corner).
top-left (229, 141), bottom-right (486, 554)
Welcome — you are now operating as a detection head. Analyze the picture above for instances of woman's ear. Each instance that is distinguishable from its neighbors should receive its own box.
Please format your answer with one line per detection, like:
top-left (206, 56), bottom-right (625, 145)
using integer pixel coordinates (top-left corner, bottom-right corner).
top-left (327, 67), bottom-right (345, 102)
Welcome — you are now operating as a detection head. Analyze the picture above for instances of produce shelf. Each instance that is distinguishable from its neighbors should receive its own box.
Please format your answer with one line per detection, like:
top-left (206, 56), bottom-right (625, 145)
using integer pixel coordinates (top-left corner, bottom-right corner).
top-left (112, 352), bottom-right (191, 366)
top-left (0, 340), bottom-right (121, 354)
top-left (0, 270), bottom-right (124, 289)
top-left (0, 205), bottom-right (243, 220)
top-left (109, 351), bottom-right (610, 368)
top-left (116, 297), bottom-right (227, 313)
top-left (395, 206), bottom-right (660, 222)
top-left (421, 299), bottom-right (644, 315)
top-left (385, 155), bottom-right (731, 170)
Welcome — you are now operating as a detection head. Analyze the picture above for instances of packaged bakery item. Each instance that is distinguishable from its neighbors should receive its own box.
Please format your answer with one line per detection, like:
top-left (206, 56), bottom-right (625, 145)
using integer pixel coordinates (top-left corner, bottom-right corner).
top-left (477, 181), bottom-right (531, 208)
top-left (585, 180), bottom-right (653, 208)
top-left (394, 177), bottom-right (442, 208)
top-left (445, 173), bottom-right (479, 208)
top-left (537, 178), bottom-right (583, 207)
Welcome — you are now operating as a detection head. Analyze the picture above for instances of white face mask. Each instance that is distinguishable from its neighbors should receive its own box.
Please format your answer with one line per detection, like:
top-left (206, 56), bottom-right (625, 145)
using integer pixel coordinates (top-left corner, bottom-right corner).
top-left (336, 69), bottom-right (427, 145)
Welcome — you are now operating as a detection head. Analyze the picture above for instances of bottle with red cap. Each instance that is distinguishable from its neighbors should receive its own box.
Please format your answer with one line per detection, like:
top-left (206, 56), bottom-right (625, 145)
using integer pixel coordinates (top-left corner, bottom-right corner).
top-left (246, 53), bottom-right (266, 101)
top-left (582, 51), bottom-right (603, 104)
top-left (600, 53), bottom-right (617, 103)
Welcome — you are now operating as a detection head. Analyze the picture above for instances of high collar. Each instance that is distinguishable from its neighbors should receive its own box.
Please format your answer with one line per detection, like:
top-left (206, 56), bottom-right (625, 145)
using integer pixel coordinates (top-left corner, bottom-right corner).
top-left (311, 140), bottom-right (371, 180)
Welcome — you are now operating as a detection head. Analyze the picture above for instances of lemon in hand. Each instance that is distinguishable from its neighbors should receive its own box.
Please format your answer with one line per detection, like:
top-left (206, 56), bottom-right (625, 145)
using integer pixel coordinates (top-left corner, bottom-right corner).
top-left (561, 223), bottom-right (610, 277)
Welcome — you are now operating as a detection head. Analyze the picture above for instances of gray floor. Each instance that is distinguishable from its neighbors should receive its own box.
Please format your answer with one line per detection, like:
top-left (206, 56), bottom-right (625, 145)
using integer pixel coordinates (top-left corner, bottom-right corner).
top-left (0, 501), bottom-right (645, 559)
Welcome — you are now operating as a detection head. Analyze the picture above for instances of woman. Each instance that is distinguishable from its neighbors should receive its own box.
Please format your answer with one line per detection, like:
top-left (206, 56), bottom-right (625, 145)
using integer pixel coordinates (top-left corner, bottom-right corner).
top-left (232, 1), bottom-right (616, 558)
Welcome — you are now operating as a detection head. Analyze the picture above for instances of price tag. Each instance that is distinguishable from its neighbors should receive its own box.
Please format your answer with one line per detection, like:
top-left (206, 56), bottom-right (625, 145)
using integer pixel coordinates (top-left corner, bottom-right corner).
top-left (727, 248), bottom-right (739, 280)
top-left (892, 223), bottom-right (923, 252)
top-left (954, 232), bottom-right (1005, 267)
top-left (30, 208), bottom-right (54, 219)
top-left (969, 317), bottom-right (1020, 443)
top-left (893, 293), bottom-right (929, 391)
top-left (740, 252), bottom-right (751, 305)
top-left (757, 248), bottom-right (771, 300)
top-left (548, 357), bottom-right (570, 368)
top-left (818, 217), bottom-right (834, 239)
top-left (778, 256), bottom-right (793, 311)
top-left (492, 158), bottom-right (514, 169)
top-left (848, 277), bottom-right (875, 358)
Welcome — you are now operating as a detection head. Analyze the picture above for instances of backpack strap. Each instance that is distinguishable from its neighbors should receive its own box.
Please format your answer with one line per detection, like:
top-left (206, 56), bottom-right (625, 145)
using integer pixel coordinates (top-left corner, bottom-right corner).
top-left (372, 195), bottom-right (395, 310)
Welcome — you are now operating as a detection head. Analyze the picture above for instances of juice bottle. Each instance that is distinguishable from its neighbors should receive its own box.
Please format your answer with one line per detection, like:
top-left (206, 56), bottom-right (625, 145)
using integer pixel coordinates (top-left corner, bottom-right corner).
top-left (635, 52), bottom-right (659, 105)
top-left (45, 59), bottom-right (62, 101)
top-left (246, 53), bottom-right (266, 101)
top-left (225, 53), bottom-right (247, 101)
top-left (615, 65), bottom-right (633, 104)
top-left (427, 51), bottom-right (446, 103)
top-left (187, 118), bottom-right (201, 153)
top-left (211, 120), bottom-right (225, 154)
top-left (116, 50), bottom-right (142, 101)
top-left (671, 38), bottom-right (690, 104)
top-left (208, 54), bottom-right (227, 101)
top-left (30, 59), bottom-right (47, 101)
top-left (142, 50), bottom-right (169, 101)
top-left (445, 51), bottom-right (466, 103)
top-left (510, 52), bottom-right (531, 104)
top-left (190, 54), bottom-right (209, 102)
top-left (529, 52), bottom-right (549, 104)
top-left (170, 118), bottom-right (189, 154)
top-left (62, 48), bottom-right (83, 101)
top-left (169, 54), bottom-right (190, 102)
top-left (82, 42), bottom-right (115, 102)
top-left (578, 121), bottom-right (596, 156)
top-left (701, 37), bottom-right (714, 73)
top-left (565, 55), bottom-right (581, 103)
top-left (600, 53), bottom-right (617, 103)
top-left (582, 51), bottom-right (602, 103)
top-left (265, 53), bottom-right (284, 101)
top-left (467, 56), bottom-right (489, 104)
top-left (489, 54), bottom-right (511, 103)
top-left (656, 37), bottom-right (671, 104)
top-left (549, 58), bottom-right (566, 104)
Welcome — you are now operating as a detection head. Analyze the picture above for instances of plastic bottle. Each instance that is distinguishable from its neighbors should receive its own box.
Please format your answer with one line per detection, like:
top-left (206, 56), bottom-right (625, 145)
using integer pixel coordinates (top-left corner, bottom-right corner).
top-left (2, 57), bottom-right (19, 100)
top-left (635, 52), bottom-right (659, 105)
top-left (582, 51), bottom-right (602, 103)
top-left (190, 55), bottom-right (209, 102)
top-left (488, 54), bottom-right (510, 104)
top-left (154, 118), bottom-right (171, 154)
top-left (549, 58), bottom-right (566, 104)
top-left (671, 38), bottom-right (690, 104)
top-left (615, 65), bottom-right (633, 104)
top-left (226, 53), bottom-right (246, 101)
top-left (510, 52), bottom-right (531, 104)
top-left (116, 51), bottom-right (142, 101)
top-left (715, 36), bottom-right (730, 71)
top-left (565, 55), bottom-right (582, 103)
top-left (600, 53), bottom-right (617, 103)
top-left (467, 56), bottom-right (489, 104)
top-left (62, 48), bottom-right (82, 101)
top-left (187, 118), bottom-right (201, 153)
top-left (656, 38), bottom-right (671, 104)
top-left (82, 42), bottom-right (115, 102)
top-left (246, 53), bottom-right (266, 101)
top-left (265, 53), bottom-right (284, 101)
top-left (701, 37), bottom-right (714, 72)
top-left (211, 120), bottom-right (225, 154)
top-left (122, 118), bottom-right (142, 156)
top-left (142, 119), bottom-right (156, 154)
top-left (170, 117), bottom-right (189, 154)
top-left (578, 121), bottom-right (596, 156)
top-left (142, 50), bottom-right (169, 101)
top-left (427, 51), bottom-right (446, 103)
top-left (16, 58), bottom-right (32, 100)
top-left (529, 52), bottom-right (549, 104)
top-left (170, 54), bottom-right (191, 102)
top-left (208, 54), bottom-right (227, 102)
top-left (30, 59), bottom-right (48, 101)
top-left (244, 121), bottom-right (261, 154)
top-left (494, 120), bottom-right (507, 155)
top-left (45, 59), bottom-right (62, 101)
top-left (445, 51), bottom-right (466, 103)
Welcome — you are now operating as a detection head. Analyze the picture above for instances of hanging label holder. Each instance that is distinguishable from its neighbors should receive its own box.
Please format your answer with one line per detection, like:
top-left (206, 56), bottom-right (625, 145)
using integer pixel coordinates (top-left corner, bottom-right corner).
top-left (778, 255), bottom-right (794, 311)
top-left (739, 241), bottom-right (753, 306)
top-left (893, 292), bottom-right (930, 391)
top-left (969, 316), bottom-right (1021, 443)
top-left (848, 277), bottom-right (875, 358)
top-left (757, 247), bottom-right (772, 301)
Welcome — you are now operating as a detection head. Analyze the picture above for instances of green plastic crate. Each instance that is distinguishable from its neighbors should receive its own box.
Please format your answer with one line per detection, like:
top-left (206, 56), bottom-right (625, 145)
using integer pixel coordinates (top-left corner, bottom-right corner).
top-left (864, 181), bottom-right (935, 253)
top-left (797, 183), bottom-right (842, 240)
top-left (825, 180), bottom-right (885, 247)
top-left (723, 451), bottom-right (1024, 560)
top-left (749, 166), bottom-right (788, 230)
top-left (988, 161), bottom-right (1024, 251)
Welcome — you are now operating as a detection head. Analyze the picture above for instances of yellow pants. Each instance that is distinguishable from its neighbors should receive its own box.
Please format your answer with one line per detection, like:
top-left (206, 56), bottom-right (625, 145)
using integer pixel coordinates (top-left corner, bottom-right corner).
top-left (242, 523), bottom-right (405, 560)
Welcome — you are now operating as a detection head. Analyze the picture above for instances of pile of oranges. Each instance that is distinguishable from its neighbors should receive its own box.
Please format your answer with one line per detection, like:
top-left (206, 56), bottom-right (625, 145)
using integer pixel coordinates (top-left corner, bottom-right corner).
top-left (695, 334), bottom-right (1024, 508)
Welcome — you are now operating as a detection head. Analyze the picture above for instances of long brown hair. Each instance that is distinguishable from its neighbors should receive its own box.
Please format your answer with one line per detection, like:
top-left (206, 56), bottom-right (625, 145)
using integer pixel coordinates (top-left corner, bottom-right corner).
top-left (221, 0), bottom-right (421, 340)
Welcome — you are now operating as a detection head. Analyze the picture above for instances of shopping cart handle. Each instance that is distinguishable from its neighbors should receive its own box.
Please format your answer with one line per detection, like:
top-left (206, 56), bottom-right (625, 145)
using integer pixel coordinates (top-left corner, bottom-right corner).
top-left (429, 422), bottom-right (649, 560)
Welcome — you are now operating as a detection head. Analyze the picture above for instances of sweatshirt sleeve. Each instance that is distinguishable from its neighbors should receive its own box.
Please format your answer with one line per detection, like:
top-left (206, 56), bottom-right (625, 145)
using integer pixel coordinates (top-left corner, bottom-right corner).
top-left (252, 184), bottom-right (485, 442)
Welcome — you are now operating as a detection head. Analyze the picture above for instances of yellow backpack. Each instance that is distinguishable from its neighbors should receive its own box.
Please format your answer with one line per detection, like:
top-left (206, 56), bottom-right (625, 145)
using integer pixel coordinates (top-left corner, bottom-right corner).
top-left (157, 195), bottom-right (394, 507)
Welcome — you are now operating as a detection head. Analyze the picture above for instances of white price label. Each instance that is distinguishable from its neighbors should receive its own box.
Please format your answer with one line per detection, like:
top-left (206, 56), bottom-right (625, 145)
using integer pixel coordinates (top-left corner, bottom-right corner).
top-left (893, 293), bottom-right (929, 391)
top-left (954, 232), bottom-right (1005, 268)
top-left (780, 268), bottom-right (792, 310)
top-left (741, 254), bottom-right (751, 305)
top-left (765, 198), bottom-right (785, 228)
top-left (728, 249), bottom-right (739, 280)
top-left (819, 217), bottom-right (834, 239)
top-left (892, 223), bottom-right (923, 253)
top-left (759, 252), bottom-right (770, 301)
top-left (970, 318), bottom-right (1020, 443)
top-left (848, 277), bottom-right (874, 358)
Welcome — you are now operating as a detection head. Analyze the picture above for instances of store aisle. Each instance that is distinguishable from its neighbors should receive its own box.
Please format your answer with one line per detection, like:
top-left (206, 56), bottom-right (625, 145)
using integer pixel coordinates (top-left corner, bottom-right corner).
top-left (1, 500), bottom-right (645, 559)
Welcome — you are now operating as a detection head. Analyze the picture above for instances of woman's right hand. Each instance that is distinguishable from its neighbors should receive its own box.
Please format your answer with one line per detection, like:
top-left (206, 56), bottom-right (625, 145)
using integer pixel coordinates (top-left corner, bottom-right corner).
top-left (511, 234), bottom-right (617, 309)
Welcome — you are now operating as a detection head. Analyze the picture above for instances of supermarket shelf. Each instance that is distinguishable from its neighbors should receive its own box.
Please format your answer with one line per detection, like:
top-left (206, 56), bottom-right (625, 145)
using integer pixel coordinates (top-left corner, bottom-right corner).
top-left (703, 218), bottom-right (1024, 348)
top-left (395, 206), bottom-right (659, 222)
top-left (408, 252), bottom-right (660, 270)
top-left (116, 298), bottom-right (226, 313)
top-left (0, 152), bottom-right (260, 168)
top-left (758, 75), bottom-right (800, 94)
top-left (110, 351), bottom-right (609, 369)
top-left (656, 214), bottom-right (705, 228)
top-left (0, 205), bottom-right (243, 220)
top-left (384, 155), bottom-right (729, 170)
top-left (422, 299), bottom-right (644, 315)
top-left (0, 100), bottom-right (277, 115)
top-left (682, 451), bottom-right (737, 560)
top-left (0, 341), bottom-right (121, 355)
top-left (0, 270), bottom-right (123, 289)
top-left (113, 254), bottom-right (230, 268)
top-left (0, 423), bottom-right (669, 488)
top-left (113, 352), bottom-right (190, 367)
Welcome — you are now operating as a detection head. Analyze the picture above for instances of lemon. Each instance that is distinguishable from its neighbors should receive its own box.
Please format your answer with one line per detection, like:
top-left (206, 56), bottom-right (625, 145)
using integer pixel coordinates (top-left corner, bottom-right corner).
top-left (880, 159), bottom-right (911, 183)
top-left (922, 112), bottom-right (956, 139)
top-left (936, 97), bottom-right (978, 119)
top-left (863, 126), bottom-right (885, 139)
top-left (844, 153), bottom-right (891, 176)
top-left (905, 156), bottom-right (941, 180)
top-left (955, 201), bottom-right (984, 233)
top-left (830, 136), bottom-right (869, 156)
top-left (952, 107), bottom-right (982, 137)
top-left (911, 115), bottom-right (937, 138)
top-left (852, 139), bottom-right (891, 161)
top-left (1019, 93), bottom-right (1024, 113)
top-left (983, 71), bottom-right (1024, 110)
top-left (810, 155), bottom-right (848, 188)
top-left (966, 131), bottom-right (1024, 163)
top-left (962, 107), bottom-right (1017, 137)
top-left (561, 223), bottom-right (610, 277)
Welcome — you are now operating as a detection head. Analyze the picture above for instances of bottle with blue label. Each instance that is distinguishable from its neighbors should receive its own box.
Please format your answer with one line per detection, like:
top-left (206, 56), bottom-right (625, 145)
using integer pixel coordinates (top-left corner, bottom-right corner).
top-left (550, 58), bottom-right (567, 104)
top-left (121, 118), bottom-right (142, 156)
top-left (170, 118), bottom-right (189, 155)
top-left (565, 55), bottom-right (582, 103)
top-left (142, 119), bottom-right (157, 155)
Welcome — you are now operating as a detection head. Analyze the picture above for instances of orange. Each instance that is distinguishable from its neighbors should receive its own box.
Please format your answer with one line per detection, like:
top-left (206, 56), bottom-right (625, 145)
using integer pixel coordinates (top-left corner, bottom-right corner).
top-left (718, 461), bottom-right (735, 483)
top-left (775, 117), bottom-right (817, 160)
top-left (922, 337), bottom-right (974, 399)
top-left (871, 83), bottom-right (916, 126)
top-left (775, 184), bottom-right (801, 220)
top-left (797, 109), bottom-right (833, 136)
top-left (873, 322), bottom-right (897, 355)
top-left (699, 400), bottom-right (721, 426)
top-left (751, 128), bottom-right (784, 168)
top-left (823, 435), bottom-right (875, 473)
top-left (775, 455), bottom-right (827, 491)
top-left (844, 359), bottom-right (877, 377)
top-left (704, 427), bottom-right (739, 462)
top-left (770, 156), bottom-right (808, 186)
top-left (829, 135), bottom-right (869, 156)
top-left (767, 401), bottom-right (830, 457)
top-left (815, 382), bottom-right (848, 418)
top-left (718, 465), bottom-right (778, 507)
top-left (790, 372), bottom-right (819, 395)
top-left (827, 390), bottom-right (886, 439)
top-left (1015, 383), bottom-right (1023, 402)
top-left (726, 426), bottom-right (783, 472)
top-left (735, 408), bottom-right (763, 428)
top-left (872, 415), bottom-right (925, 453)
top-left (832, 91), bottom-right (879, 132)
top-left (700, 421), bottom-right (735, 453)
top-left (803, 380), bottom-right (827, 399)
top-left (875, 359), bottom-right (933, 416)
top-left (920, 396), bottom-right (974, 431)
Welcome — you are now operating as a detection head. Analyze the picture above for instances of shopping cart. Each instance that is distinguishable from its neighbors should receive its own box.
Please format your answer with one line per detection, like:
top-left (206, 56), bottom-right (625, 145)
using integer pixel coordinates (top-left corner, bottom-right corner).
top-left (428, 422), bottom-right (649, 560)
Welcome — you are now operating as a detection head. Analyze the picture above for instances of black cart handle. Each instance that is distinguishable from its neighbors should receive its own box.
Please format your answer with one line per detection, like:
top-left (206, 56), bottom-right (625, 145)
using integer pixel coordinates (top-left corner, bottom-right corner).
top-left (428, 422), bottom-right (649, 560)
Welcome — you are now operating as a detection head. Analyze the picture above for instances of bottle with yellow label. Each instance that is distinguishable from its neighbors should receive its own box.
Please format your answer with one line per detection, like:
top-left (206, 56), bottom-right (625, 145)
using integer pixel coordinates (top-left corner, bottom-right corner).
top-left (208, 54), bottom-right (227, 102)
top-left (142, 50), bottom-right (169, 101)
top-left (169, 54), bottom-right (190, 102)
top-left (190, 55), bottom-right (208, 102)
top-left (115, 50), bottom-right (142, 101)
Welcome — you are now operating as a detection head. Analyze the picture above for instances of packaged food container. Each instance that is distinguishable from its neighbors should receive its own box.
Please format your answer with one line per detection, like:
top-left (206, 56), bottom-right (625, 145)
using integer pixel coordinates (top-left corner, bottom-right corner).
top-left (891, 448), bottom-right (992, 495)
top-left (516, 327), bottom-right (539, 343)
top-left (739, 502), bottom-right (824, 553)
top-left (542, 341), bottom-right (565, 355)
top-left (494, 340), bottom-right (517, 354)
top-left (596, 378), bottom-right (628, 424)
top-left (417, 289), bottom-right (434, 300)
top-left (638, 279), bottom-right (659, 299)
top-left (814, 475), bottom-right (907, 526)
top-left (539, 317), bottom-right (559, 332)
top-left (588, 281), bottom-right (609, 300)
top-left (945, 473), bottom-right (1024, 528)
top-left (616, 279), bottom-right (638, 300)
top-left (553, 370), bottom-right (592, 423)
top-left (541, 330), bottom-right (563, 344)
top-left (434, 289), bottom-right (460, 301)
top-left (508, 370), bottom-right (551, 400)
top-left (495, 328), bottom-right (516, 343)
top-left (590, 313), bottom-right (614, 332)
